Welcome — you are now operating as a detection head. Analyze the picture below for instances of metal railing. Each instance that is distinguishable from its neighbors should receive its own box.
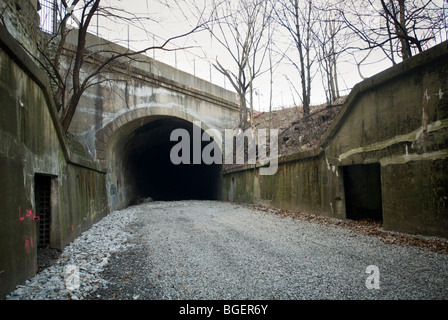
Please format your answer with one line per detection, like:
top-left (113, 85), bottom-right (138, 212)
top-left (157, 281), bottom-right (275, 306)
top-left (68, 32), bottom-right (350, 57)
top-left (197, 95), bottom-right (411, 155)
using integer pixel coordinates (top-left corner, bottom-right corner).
top-left (38, 0), bottom-right (57, 34)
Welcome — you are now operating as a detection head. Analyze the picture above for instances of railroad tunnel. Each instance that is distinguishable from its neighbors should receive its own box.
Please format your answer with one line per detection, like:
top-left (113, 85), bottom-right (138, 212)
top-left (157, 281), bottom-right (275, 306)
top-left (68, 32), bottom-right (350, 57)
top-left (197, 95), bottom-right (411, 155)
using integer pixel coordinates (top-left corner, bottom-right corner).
top-left (105, 116), bottom-right (223, 209)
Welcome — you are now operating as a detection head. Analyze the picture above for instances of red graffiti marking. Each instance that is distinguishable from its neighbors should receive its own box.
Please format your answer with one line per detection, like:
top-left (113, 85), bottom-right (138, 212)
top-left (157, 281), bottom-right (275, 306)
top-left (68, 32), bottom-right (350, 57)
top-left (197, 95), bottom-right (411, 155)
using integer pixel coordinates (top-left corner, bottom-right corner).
top-left (19, 206), bottom-right (24, 221)
top-left (19, 206), bottom-right (40, 222)
top-left (24, 237), bottom-right (34, 254)
top-left (19, 206), bottom-right (39, 254)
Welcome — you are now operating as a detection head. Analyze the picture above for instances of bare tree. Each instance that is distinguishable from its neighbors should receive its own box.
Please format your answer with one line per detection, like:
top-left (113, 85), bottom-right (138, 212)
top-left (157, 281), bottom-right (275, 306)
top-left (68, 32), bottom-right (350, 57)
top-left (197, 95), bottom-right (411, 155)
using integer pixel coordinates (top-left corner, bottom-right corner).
top-left (313, 1), bottom-right (347, 104)
top-left (204, 0), bottom-right (273, 129)
top-left (272, 0), bottom-right (318, 116)
top-left (3, 0), bottom-right (207, 133)
top-left (340, 0), bottom-right (447, 65)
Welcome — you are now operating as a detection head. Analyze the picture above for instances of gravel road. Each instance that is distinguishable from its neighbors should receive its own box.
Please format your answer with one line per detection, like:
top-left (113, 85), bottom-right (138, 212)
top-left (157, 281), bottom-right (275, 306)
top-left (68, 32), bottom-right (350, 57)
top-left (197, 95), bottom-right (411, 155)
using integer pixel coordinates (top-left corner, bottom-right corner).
top-left (6, 200), bottom-right (448, 301)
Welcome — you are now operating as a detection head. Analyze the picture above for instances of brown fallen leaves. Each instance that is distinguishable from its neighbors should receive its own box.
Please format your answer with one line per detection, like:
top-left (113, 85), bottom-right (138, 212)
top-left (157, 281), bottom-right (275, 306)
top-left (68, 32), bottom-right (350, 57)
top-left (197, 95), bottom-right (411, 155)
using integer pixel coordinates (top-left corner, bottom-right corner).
top-left (246, 204), bottom-right (448, 255)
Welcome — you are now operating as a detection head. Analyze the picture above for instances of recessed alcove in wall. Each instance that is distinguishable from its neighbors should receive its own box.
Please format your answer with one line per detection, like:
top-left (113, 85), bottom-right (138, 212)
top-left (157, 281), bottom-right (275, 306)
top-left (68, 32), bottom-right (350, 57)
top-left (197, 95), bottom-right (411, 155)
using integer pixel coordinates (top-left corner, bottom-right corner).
top-left (342, 163), bottom-right (383, 221)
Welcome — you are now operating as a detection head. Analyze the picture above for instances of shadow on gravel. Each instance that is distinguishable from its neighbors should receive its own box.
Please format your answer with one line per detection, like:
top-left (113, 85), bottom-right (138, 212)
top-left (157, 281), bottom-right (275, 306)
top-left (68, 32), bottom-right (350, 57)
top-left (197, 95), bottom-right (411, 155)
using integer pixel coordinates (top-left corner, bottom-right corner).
top-left (86, 247), bottom-right (162, 300)
top-left (37, 247), bottom-right (61, 272)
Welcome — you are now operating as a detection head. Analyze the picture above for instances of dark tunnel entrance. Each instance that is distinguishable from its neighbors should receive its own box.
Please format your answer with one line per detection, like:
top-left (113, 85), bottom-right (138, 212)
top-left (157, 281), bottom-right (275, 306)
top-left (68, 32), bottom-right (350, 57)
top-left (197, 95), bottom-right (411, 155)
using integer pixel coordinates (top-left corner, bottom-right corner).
top-left (127, 117), bottom-right (222, 202)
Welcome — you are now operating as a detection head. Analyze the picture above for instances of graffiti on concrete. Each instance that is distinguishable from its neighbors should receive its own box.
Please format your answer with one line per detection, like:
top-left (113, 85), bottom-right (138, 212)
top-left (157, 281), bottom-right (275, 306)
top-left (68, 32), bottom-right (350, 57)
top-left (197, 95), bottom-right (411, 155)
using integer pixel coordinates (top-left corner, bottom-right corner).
top-left (19, 206), bottom-right (39, 254)
top-left (24, 237), bottom-right (34, 254)
top-left (19, 206), bottom-right (40, 222)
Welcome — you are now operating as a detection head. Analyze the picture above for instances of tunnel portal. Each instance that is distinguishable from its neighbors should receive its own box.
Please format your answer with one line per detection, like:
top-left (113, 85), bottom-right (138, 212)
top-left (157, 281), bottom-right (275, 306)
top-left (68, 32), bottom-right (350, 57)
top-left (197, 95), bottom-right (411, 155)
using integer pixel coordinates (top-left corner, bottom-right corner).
top-left (115, 117), bottom-right (222, 204)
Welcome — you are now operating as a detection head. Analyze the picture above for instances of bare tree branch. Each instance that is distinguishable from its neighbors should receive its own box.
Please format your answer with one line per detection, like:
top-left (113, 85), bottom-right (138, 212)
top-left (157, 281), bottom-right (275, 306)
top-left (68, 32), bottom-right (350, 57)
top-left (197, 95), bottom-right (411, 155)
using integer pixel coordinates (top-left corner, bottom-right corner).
top-left (18, 0), bottom-right (211, 133)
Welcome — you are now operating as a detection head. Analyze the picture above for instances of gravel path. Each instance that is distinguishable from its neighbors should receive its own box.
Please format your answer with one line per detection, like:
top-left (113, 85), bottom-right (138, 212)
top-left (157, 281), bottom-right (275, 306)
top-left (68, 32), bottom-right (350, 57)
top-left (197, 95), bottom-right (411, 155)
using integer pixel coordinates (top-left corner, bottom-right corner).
top-left (6, 200), bottom-right (448, 300)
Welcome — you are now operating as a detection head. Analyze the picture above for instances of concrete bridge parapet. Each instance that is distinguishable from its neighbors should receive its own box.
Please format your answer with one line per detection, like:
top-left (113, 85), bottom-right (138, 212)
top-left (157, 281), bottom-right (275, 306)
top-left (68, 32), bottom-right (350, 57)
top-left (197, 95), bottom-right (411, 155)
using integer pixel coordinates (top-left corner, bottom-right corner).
top-left (59, 31), bottom-right (240, 209)
top-left (63, 31), bottom-right (239, 161)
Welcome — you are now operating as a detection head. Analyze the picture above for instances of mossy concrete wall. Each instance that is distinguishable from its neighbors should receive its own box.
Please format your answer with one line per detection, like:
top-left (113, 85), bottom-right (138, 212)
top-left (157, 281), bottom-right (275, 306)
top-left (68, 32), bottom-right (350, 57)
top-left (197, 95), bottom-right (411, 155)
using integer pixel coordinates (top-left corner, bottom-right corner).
top-left (0, 0), bottom-right (40, 59)
top-left (0, 24), bottom-right (108, 298)
top-left (223, 150), bottom-right (342, 220)
top-left (223, 41), bottom-right (448, 239)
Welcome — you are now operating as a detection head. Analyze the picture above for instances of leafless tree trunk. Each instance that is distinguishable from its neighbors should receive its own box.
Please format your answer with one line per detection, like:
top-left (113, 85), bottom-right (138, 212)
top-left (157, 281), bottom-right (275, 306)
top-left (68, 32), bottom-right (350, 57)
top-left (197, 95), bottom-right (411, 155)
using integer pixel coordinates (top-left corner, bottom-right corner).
top-left (273, 0), bottom-right (316, 116)
top-left (61, 0), bottom-right (100, 132)
top-left (381, 0), bottom-right (412, 60)
top-left (315, 5), bottom-right (344, 104)
top-left (4, 0), bottom-right (207, 133)
top-left (205, 0), bottom-right (273, 129)
top-left (268, 23), bottom-right (274, 130)
top-left (340, 0), bottom-right (446, 65)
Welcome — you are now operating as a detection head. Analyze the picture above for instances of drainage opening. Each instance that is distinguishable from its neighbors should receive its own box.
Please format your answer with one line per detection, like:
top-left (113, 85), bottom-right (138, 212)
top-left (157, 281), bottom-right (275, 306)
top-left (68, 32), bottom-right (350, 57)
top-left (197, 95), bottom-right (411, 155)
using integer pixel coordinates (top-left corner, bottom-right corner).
top-left (342, 163), bottom-right (383, 221)
top-left (35, 174), bottom-right (52, 248)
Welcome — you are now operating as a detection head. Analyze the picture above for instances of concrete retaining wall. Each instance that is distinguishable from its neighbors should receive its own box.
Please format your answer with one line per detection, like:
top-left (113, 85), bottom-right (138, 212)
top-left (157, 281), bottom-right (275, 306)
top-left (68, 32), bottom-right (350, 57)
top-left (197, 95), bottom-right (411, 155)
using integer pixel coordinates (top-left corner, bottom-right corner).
top-left (0, 24), bottom-right (108, 298)
top-left (222, 41), bottom-right (448, 239)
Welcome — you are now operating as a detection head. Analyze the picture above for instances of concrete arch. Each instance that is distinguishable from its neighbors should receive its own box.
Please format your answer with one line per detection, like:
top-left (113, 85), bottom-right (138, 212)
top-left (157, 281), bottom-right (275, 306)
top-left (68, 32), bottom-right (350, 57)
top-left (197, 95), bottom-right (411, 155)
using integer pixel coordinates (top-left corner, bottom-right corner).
top-left (95, 106), bottom-right (223, 166)
top-left (96, 107), bottom-right (224, 210)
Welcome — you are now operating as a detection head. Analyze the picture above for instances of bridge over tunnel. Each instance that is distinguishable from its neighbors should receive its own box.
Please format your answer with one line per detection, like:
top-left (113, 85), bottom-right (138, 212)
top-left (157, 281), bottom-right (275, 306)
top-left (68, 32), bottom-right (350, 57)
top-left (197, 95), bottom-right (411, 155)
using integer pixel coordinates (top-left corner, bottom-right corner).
top-left (104, 116), bottom-right (223, 209)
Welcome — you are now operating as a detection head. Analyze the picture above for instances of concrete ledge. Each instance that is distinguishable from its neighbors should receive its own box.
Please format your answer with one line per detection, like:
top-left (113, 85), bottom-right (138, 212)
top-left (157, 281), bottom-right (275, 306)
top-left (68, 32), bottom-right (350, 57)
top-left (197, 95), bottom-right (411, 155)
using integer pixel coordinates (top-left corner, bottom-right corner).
top-left (60, 31), bottom-right (239, 111)
top-left (68, 152), bottom-right (107, 174)
top-left (0, 24), bottom-right (107, 174)
top-left (320, 41), bottom-right (448, 148)
top-left (222, 147), bottom-right (324, 175)
top-left (223, 41), bottom-right (448, 176)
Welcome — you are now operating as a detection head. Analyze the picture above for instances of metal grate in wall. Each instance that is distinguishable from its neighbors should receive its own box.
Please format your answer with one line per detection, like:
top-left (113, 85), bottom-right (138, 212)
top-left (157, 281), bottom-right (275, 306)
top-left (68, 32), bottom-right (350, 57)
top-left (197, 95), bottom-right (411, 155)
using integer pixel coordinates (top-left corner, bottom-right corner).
top-left (35, 175), bottom-right (52, 247)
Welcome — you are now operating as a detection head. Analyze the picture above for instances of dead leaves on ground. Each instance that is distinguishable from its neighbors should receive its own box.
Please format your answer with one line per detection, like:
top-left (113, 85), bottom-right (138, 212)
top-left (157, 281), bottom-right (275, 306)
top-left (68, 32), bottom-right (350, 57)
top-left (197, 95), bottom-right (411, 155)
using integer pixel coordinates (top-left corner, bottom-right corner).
top-left (246, 204), bottom-right (448, 254)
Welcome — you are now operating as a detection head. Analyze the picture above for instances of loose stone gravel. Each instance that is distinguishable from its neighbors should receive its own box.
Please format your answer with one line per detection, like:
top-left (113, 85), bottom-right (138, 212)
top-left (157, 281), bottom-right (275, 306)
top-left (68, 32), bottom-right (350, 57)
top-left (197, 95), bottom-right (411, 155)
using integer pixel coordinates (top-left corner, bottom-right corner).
top-left (5, 208), bottom-right (137, 300)
top-left (5, 200), bottom-right (448, 300)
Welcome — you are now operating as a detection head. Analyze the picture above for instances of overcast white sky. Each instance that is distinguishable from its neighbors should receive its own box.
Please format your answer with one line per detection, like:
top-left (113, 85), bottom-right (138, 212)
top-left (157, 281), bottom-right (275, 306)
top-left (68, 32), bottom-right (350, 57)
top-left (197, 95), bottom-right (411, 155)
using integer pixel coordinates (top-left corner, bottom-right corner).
top-left (59, 0), bottom-right (443, 112)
